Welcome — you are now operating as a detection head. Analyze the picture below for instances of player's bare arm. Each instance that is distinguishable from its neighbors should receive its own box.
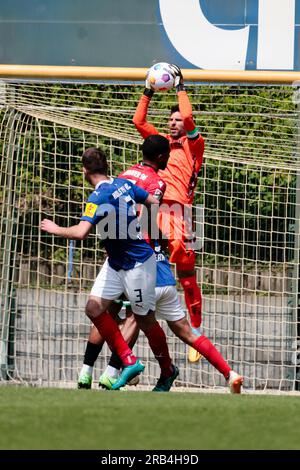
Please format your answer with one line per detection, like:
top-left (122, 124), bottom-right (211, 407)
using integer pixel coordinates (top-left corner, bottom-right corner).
top-left (142, 194), bottom-right (160, 238)
top-left (144, 193), bottom-right (160, 207)
top-left (40, 219), bottom-right (92, 240)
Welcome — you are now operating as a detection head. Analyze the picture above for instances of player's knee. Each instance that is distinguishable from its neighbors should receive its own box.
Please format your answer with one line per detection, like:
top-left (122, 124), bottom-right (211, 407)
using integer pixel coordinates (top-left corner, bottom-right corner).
top-left (177, 261), bottom-right (195, 273)
top-left (134, 310), bottom-right (156, 332)
top-left (168, 239), bottom-right (185, 263)
top-left (85, 298), bottom-right (103, 319)
top-left (168, 318), bottom-right (195, 345)
top-left (124, 314), bottom-right (137, 327)
top-left (169, 240), bottom-right (195, 271)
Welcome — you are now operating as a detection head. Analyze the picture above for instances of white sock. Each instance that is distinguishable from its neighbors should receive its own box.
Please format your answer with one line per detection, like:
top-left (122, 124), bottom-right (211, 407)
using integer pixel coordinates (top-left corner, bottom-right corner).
top-left (80, 364), bottom-right (93, 376)
top-left (105, 365), bottom-right (120, 379)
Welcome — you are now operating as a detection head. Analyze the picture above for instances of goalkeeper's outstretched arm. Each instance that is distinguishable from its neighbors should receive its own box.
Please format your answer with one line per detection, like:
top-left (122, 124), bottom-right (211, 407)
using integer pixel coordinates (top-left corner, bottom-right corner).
top-left (169, 64), bottom-right (198, 134)
top-left (132, 70), bottom-right (159, 138)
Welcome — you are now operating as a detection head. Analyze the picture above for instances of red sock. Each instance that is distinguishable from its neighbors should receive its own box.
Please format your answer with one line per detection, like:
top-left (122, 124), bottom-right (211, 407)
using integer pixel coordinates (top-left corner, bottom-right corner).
top-left (144, 322), bottom-right (172, 377)
top-left (179, 275), bottom-right (202, 328)
top-left (192, 336), bottom-right (231, 379)
top-left (91, 312), bottom-right (136, 367)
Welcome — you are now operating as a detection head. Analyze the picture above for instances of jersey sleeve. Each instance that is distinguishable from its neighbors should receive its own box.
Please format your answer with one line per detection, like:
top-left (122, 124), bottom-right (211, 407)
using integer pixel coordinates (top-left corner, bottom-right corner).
top-left (187, 134), bottom-right (205, 170)
top-left (80, 194), bottom-right (100, 225)
top-left (178, 90), bottom-right (205, 168)
top-left (145, 179), bottom-right (166, 201)
top-left (178, 90), bottom-right (197, 133)
top-left (132, 95), bottom-right (159, 139)
top-left (80, 192), bottom-right (107, 225)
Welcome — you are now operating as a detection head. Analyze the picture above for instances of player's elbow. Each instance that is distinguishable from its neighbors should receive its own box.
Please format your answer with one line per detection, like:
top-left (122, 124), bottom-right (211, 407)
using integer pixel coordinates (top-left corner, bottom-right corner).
top-left (132, 115), bottom-right (141, 128)
top-left (144, 195), bottom-right (159, 207)
top-left (71, 233), bottom-right (86, 241)
top-left (75, 222), bottom-right (92, 240)
top-left (78, 232), bottom-right (89, 240)
top-left (80, 228), bottom-right (92, 240)
top-left (183, 116), bottom-right (195, 132)
top-left (182, 112), bottom-right (193, 122)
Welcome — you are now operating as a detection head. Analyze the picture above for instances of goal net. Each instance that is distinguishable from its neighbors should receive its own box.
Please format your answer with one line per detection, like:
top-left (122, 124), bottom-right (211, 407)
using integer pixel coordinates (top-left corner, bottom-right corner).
top-left (0, 76), bottom-right (299, 392)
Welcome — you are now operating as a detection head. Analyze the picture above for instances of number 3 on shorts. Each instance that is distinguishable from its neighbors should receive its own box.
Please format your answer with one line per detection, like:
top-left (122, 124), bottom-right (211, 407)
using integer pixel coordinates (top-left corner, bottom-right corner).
top-left (134, 288), bottom-right (143, 304)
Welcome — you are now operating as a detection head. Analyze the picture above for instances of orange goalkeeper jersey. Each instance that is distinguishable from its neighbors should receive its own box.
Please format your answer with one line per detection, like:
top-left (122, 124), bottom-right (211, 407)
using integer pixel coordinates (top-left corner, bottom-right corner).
top-left (133, 91), bottom-right (204, 205)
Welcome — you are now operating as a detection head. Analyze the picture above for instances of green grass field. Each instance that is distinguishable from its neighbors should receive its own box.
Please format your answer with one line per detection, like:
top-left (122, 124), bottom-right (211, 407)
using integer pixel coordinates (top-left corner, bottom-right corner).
top-left (0, 386), bottom-right (299, 450)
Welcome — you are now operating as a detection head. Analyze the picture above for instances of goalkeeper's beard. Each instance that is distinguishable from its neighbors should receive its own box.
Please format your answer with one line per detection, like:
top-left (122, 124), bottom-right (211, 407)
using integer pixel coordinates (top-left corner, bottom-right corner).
top-left (169, 125), bottom-right (185, 139)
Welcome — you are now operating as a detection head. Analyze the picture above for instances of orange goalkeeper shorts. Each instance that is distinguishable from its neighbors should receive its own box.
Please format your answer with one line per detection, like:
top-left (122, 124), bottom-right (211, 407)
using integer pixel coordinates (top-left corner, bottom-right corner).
top-left (157, 201), bottom-right (196, 271)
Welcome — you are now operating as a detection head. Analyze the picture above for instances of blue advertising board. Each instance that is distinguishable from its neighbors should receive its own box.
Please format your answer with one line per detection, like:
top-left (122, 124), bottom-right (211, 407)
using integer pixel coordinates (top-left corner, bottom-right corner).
top-left (0, 0), bottom-right (299, 70)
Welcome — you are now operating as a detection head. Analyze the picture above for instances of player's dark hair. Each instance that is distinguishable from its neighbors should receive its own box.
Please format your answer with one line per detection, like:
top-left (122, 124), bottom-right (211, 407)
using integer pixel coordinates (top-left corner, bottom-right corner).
top-left (141, 135), bottom-right (170, 161)
top-left (82, 147), bottom-right (108, 175)
top-left (170, 104), bottom-right (180, 115)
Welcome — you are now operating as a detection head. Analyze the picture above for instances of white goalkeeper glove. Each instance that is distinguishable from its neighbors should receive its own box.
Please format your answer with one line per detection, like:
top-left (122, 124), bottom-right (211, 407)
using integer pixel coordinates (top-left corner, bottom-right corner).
top-left (169, 64), bottom-right (185, 91)
top-left (144, 69), bottom-right (154, 98)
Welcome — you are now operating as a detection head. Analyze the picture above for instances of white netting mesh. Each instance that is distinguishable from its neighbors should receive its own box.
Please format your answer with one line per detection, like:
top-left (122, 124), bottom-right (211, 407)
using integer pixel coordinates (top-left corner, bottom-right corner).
top-left (0, 80), bottom-right (299, 392)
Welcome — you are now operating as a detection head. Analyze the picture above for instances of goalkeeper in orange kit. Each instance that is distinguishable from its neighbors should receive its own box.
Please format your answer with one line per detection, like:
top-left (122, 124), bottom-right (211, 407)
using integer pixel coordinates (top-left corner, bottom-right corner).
top-left (133, 65), bottom-right (204, 362)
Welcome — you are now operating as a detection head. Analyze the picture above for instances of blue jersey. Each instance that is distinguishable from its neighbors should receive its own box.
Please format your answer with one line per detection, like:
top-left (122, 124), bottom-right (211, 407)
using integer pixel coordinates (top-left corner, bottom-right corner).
top-left (81, 177), bottom-right (154, 270)
top-left (154, 245), bottom-right (176, 287)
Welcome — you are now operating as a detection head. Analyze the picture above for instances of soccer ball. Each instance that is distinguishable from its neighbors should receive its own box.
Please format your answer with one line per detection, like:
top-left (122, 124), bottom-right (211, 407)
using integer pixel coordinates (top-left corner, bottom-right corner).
top-left (147, 62), bottom-right (175, 92)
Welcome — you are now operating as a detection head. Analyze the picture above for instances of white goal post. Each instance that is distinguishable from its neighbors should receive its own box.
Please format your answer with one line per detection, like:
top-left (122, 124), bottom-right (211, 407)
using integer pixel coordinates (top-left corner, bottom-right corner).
top-left (0, 66), bottom-right (300, 392)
